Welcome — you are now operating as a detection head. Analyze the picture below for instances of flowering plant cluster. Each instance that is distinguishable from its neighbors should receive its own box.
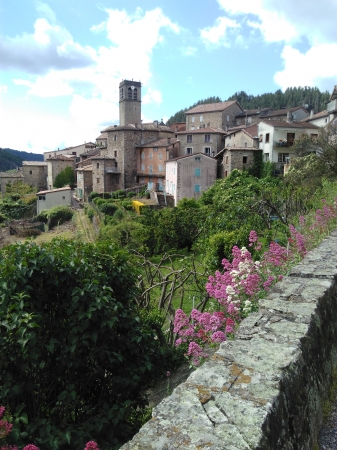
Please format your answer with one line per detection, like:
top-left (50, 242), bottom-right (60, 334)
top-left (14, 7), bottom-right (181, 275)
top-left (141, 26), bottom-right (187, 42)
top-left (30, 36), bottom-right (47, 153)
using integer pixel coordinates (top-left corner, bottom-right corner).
top-left (0, 406), bottom-right (100, 450)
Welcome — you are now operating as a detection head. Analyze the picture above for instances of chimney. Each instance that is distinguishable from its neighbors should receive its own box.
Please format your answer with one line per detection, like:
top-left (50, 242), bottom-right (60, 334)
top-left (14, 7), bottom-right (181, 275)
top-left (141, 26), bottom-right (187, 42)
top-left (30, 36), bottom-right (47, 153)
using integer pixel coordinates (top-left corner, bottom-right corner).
top-left (154, 120), bottom-right (158, 127)
top-left (310, 109), bottom-right (314, 118)
top-left (175, 125), bottom-right (178, 132)
top-left (287, 111), bottom-right (293, 123)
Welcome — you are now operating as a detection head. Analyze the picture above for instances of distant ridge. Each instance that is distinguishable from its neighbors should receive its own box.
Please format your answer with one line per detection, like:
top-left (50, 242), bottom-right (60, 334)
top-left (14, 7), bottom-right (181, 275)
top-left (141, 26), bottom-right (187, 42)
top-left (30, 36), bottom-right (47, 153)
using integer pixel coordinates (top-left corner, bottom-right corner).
top-left (0, 148), bottom-right (44, 172)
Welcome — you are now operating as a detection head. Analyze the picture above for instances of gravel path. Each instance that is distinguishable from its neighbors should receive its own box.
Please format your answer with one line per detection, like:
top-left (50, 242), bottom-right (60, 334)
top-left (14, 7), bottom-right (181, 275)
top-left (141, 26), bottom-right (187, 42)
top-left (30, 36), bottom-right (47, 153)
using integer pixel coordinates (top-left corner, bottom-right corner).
top-left (318, 390), bottom-right (337, 449)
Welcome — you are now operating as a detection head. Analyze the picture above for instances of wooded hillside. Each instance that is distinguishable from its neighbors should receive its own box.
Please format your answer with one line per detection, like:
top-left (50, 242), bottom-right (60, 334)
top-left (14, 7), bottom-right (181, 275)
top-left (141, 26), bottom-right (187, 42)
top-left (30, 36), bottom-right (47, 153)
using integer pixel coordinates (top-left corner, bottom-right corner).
top-left (0, 147), bottom-right (44, 172)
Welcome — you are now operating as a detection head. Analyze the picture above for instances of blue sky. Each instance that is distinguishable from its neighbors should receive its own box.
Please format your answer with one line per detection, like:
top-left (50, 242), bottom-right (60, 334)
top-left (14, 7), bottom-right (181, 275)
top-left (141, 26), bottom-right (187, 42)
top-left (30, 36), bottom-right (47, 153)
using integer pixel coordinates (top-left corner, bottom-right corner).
top-left (0, 0), bottom-right (336, 154)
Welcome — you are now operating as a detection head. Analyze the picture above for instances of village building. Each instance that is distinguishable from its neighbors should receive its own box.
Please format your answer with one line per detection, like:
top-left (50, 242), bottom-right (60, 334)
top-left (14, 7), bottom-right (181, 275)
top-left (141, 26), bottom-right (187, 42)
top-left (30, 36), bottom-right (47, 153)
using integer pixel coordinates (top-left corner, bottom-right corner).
top-left (21, 161), bottom-right (47, 191)
top-left (235, 108), bottom-right (272, 126)
top-left (258, 119), bottom-right (319, 173)
top-left (169, 122), bottom-right (186, 133)
top-left (263, 106), bottom-right (309, 122)
top-left (76, 159), bottom-right (93, 201)
top-left (136, 137), bottom-right (180, 191)
top-left (0, 170), bottom-right (24, 194)
top-left (46, 154), bottom-right (76, 190)
top-left (185, 101), bottom-right (243, 131)
top-left (44, 142), bottom-right (96, 161)
top-left (175, 127), bottom-right (226, 157)
top-left (165, 153), bottom-right (217, 206)
top-left (304, 85), bottom-right (337, 127)
top-left (36, 186), bottom-right (74, 214)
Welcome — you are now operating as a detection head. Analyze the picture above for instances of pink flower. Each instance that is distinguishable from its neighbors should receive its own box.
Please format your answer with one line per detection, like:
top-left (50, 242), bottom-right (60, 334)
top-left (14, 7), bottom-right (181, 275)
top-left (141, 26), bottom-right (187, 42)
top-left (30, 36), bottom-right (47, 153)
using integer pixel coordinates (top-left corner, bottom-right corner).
top-left (84, 442), bottom-right (100, 450)
top-left (211, 331), bottom-right (226, 343)
top-left (0, 420), bottom-right (13, 439)
top-left (23, 446), bottom-right (40, 450)
top-left (1, 446), bottom-right (19, 450)
top-left (0, 407), bottom-right (5, 419)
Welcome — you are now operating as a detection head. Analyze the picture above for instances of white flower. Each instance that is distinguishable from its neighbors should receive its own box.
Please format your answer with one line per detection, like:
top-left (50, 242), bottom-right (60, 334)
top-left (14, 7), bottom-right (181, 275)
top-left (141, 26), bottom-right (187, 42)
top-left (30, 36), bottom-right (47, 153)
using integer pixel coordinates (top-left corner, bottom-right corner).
top-left (226, 285), bottom-right (235, 295)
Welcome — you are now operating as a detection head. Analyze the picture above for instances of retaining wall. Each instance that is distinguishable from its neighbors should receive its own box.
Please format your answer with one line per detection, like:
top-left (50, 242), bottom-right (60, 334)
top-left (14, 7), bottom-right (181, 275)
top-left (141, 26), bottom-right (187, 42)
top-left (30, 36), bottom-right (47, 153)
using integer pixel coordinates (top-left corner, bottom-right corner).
top-left (121, 230), bottom-right (337, 449)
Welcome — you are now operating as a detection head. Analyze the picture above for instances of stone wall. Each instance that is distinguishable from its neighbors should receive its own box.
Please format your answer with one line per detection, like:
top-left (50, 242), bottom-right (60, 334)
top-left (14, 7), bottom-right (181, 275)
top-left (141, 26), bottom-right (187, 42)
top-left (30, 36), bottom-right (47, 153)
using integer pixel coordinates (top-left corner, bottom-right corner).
top-left (121, 230), bottom-right (337, 449)
top-left (22, 163), bottom-right (47, 191)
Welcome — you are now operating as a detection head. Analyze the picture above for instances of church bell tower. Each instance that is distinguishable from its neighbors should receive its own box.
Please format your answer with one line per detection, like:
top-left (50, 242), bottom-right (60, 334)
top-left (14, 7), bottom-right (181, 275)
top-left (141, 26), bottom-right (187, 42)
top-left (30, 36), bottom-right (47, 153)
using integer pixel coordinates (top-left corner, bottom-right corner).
top-left (119, 80), bottom-right (142, 126)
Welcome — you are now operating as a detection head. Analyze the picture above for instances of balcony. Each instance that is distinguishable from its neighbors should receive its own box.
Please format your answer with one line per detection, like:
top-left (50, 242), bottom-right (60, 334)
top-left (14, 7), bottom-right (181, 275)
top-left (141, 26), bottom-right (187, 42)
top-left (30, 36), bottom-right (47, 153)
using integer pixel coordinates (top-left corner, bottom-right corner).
top-left (274, 140), bottom-right (293, 148)
top-left (105, 167), bottom-right (121, 173)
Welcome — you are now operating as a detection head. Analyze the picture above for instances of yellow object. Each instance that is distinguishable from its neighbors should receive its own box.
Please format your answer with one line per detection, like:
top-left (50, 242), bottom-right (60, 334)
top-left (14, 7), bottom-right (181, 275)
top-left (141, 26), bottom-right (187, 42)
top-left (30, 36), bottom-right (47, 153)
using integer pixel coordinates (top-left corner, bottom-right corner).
top-left (132, 200), bottom-right (145, 214)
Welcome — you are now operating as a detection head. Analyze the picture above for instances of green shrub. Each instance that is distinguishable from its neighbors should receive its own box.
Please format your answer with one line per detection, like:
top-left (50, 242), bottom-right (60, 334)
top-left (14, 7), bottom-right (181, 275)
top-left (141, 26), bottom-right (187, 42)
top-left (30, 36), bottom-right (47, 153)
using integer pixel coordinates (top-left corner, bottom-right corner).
top-left (0, 240), bottom-right (162, 449)
top-left (98, 202), bottom-right (118, 216)
top-left (47, 205), bottom-right (73, 229)
top-left (35, 210), bottom-right (48, 223)
top-left (127, 191), bottom-right (136, 198)
top-left (113, 209), bottom-right (125, 221)
top-left (114, 190), bottom-right (125, 199)
top-left (120, 200), bottom-right (133, 210)
top-left (86, 208), bottom-right (95, 221)
top-left (92, 197), bottom-right (105, 206)
top-left (89, 191), bottom-right (101, 200)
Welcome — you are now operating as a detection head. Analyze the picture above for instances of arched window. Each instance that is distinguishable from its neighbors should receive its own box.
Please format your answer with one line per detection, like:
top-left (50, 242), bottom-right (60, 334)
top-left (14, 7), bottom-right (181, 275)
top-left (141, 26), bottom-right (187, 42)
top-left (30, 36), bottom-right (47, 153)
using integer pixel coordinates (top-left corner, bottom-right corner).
top-left (133, 88), bottom-right (137, 100)
top-left (120, 88), bottom-right (123, 99)
top-left (128, 87), bottom-right (132, 99)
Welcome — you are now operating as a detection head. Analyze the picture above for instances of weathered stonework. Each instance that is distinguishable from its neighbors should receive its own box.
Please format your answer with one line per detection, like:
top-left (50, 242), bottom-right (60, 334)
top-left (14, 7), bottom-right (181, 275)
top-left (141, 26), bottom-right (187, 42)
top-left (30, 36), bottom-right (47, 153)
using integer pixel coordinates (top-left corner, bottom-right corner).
top-left (121, 230), bottom-right (337, 449)
top-left (22, 161), bottom-right (47, 191)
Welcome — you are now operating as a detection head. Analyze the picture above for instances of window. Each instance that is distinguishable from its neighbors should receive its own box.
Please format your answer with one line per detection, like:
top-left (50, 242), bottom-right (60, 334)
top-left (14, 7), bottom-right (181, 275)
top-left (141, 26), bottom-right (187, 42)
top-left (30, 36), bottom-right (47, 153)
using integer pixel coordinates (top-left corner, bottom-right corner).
top-left (29, 170), bottom-right (32, 175)
top-left (286, 133), bottom-right (295, 146)
top-left (227, 114), bottom-right (230, 122)
top-left (225, 170), bottom-right (228, 177)
top-left (133, 88), bottom-right (137, 100)
top-left (204, 147), bottom-right (211, 155)
top-left (194, 168), bottom-right (201, 177)
top-left (200, 115), bottom-right (203, 122)
top-left (114, 135), bottom-right (117, 141)
top-left (191, 116), bottom-right (195, 123)
top-left (310, 134), bottom-right (318, 139)
top-left (153, 147), bottom-right (158, 152)
top-left (120, 88), bottom-right (124, 99)
top-left (243, 156), bottom-right (248, 164)
top-left (158, 164), bottom-right (163, 172)
top-left (278, 153), bottom-right (289, 163)
top-left (97, 163), bottom-right (99, 168)
top-left (244, 142), bottom-right (247, 147)
top-left (97, 178), bottom-right (100, 183)
top-left (72, 152), bottom-right (76, 155)
top-left (186, 147), bottom-right (193, 155)
top-left (149, 165), bottom-right (153, 173)
top-left (265, 153), bottom-right (269, 161)
top-left (38, 195), bottom-right (45, 201)
top-left (187, 134), bottom-right (192, 143)
top-left (265, 133), bottom-right (270, 143)
top-left (149, 153), bottom-right (153, 159)
top-left (158, 153), bottom-right (162, 160)
top-left (195, 156), bottom-right (201, 161)
top-left (128, 87), bottom-right (132, 99)
top-left (141, 164), bottom-right (145, 171)
top-left (141, 153), bottom-right (145, 160)
top-left (62, 196), bottom-right (65, 200)
top-left (205, 134), bottom-right (210, 142)
top-left (225, 156), bottom-right (228, 164)
top-left (194, 184), bottom-right (201, 193)
top-left (114, 151), bottom-right (117, 157)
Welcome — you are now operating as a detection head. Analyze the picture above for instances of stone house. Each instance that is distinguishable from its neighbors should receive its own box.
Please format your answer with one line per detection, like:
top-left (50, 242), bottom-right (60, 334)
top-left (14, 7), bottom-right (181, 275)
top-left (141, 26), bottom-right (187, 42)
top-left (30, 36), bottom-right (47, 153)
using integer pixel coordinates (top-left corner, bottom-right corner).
top-left (304, 85), bottom-right (337, 127)
top-left (91, 155), bottom-right (121, 193)
top-left (44, 142), bottom-right (96, 161)
top-left (136, 137), bottom-right (180, 190)
top-left (46, 154), bottom-right (76, 190)
top-left (36, 186), bottom-right (73, 214)
top-left (22, 161), bottom-right (47, 191)
top-left (76, 159), bottom-right (93, 201)
top-left (258, 119), bottom-right (319, 170)
top-left (235, 108), bottom-right (272, 126)
top-left (169, 122), bottom-right (186, 133)
top-left (224, 124), bottom-right (259, 149)
top-left (165, 153), bottom-right (217, 206)
top-left (185, 101), bottom-right (243, 131)
top-left (263, 106), bottom-right (309, 122)
top-left (175, 127), bottom-right (226, 157)
top-left (0, 170), bottom-right (24, 194)
top-left (218, 147), bottom-right (262, 178)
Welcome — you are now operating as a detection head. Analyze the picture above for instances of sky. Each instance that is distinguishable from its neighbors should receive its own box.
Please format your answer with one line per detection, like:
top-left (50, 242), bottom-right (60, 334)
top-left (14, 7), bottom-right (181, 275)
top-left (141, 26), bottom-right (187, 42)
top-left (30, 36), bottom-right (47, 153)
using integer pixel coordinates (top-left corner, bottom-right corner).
top-left (0, 0), bottom-right (336, 155)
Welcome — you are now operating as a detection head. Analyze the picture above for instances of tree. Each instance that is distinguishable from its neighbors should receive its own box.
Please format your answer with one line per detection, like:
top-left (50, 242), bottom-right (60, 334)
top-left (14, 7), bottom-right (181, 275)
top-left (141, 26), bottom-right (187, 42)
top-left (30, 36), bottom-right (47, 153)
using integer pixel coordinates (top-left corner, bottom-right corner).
top-left (5, 180), bottom-right (35, 195)
top-left (0, 240), bottom-right (162, 449)
top-left (53, 166), bottom-right (75, 188)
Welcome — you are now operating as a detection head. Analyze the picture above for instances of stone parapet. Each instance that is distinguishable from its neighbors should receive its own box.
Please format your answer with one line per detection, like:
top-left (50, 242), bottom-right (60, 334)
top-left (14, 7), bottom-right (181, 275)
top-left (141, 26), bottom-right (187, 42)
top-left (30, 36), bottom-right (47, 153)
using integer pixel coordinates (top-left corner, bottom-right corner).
top-left (121, 230), bottom-right (337, 449)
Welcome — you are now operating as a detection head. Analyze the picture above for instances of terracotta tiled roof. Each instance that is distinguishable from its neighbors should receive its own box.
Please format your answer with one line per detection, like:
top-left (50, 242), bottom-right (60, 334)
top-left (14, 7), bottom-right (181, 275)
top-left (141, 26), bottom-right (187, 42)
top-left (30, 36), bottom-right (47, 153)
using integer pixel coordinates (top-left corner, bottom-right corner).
top-left (260, 119), bottom-right (319, 129)
top-left (176, 127), bottom-right (226, 135)
top-left (77, 158), bottom-right (95, 167)
top-left (48, 154), bottom-right (76, 161)
top-left (264, 106), bottom-right (308, 118)
top-left (137, 137), bottom-right (179, 148)
top-left (303, 110), bottom-right (328, 121)
top-left (169, 122), bottom-right (186, 132)
top-left (90, 155), bottom-right (115, 160)
top-left (242, 124), bottom-right (259, 138)
top-left (186, 101), bottom-right (241, 114)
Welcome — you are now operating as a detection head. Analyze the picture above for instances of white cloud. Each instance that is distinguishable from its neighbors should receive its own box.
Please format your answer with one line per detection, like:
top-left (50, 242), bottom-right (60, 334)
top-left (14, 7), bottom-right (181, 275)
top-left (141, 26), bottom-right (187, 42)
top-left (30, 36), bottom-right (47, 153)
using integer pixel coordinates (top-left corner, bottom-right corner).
top-left (0, 85), bottom-right (8, 94)
top-left (142, 88), bottom-right (162, 105)
top-left (274, 44), bottom-right (337, 91)
top-left (200, 17), bottom-right (240, 47)
top-left (0, 18), bottom-right (95, 74)
top-left (181, 46), bottom-right (197, 56)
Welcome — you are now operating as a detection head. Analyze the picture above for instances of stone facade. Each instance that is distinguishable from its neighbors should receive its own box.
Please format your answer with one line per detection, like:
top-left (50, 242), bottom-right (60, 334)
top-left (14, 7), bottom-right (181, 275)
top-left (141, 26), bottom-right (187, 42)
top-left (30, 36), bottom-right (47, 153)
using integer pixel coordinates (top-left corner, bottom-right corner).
top-left (235, 108), bottom-right (272, 126)
top-left (76, 166), bottom-right (93, 200)
top-left (46, 155), bottom-right (76, 190)
top-left (121, 230), bottom-right (337, 450)
top-left (0, 171), bottom-right (23, 194)
top-left (221, 148), bottom-right (262, 177)
top-left (22, 161), bottom-right (47, 191)
top-left (91, 156), bottom-right (121, 193)
top-left (119, 80), bottom-right (142, 126)
top-left (176, 128), bottom-right (226, 157)
top-left (186, 101), bottom-right (243, 131)
top-left (224, 125), bottom-right (259, 149)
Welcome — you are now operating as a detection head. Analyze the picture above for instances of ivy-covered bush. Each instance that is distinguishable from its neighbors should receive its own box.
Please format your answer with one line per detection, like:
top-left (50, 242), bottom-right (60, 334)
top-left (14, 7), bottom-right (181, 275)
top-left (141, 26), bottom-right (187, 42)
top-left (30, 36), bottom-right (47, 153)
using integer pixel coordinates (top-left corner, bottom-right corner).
top-left (46, 206), bottom-right (74, 228)
top-left (0, 240), bottom-right (161, 449)
top-left (97, 202), bottom-right (118, 216)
